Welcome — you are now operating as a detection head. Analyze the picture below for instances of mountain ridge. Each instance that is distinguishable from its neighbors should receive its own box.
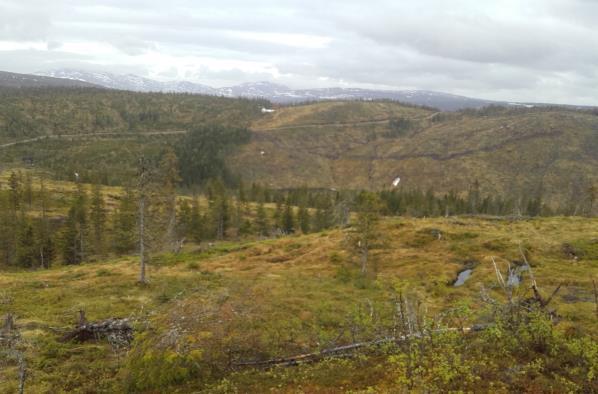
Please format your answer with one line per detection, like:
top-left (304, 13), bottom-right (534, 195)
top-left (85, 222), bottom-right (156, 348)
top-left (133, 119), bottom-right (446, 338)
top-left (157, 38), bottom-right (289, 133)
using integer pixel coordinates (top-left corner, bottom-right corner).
top-left (36, 68), bottom-right (505, 111)
top-left (25, 68), bottom-right (598, 111)
top-left (0, 70), bottom-right (101, 89)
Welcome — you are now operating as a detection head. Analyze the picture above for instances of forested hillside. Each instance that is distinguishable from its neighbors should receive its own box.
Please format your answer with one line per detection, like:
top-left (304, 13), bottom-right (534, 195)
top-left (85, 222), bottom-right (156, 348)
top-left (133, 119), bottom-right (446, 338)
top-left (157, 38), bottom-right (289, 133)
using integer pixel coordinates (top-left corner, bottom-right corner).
top-left (1, 89), bottom-right (596, 209)
top-left (0, 88), bottom-right (268, 144)
top-left (232, 101), bottom-right (598, 206)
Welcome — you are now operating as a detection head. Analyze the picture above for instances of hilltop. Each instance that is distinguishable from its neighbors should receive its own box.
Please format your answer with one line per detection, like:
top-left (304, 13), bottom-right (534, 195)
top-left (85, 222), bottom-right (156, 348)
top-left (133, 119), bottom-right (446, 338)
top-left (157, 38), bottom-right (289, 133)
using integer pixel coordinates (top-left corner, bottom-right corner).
top-left (0, 87), bottom-right (267, 143)
top-left (231, 101), bottom-right (598, 205)
top-left (37, 69), bottom-right (507, 110)
top-left (0, 71), bottom-right (100, 90)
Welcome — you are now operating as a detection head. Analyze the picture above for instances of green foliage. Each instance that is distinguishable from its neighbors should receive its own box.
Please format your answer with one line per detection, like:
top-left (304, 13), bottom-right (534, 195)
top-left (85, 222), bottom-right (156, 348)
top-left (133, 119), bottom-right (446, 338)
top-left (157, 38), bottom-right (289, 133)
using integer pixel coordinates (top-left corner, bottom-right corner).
top-left (176, 125), bottom-right (251, 186)
top-left (90, 183), bottom-right (107, 256)
top-left (386, 116), bottom-right (416, 137)
top-left (566, 239), bottom-right (598, 260)
top-left (254, 201), bottom-right (269, 236)
top-left (298, 204), bottom-right (311, 234)
top-left (112, 187), bottom-right (137, 254)
top-left (60, 184), bottom-right (88, 265)
top-left (124, 341), bottom-right (204, 391)
top-left (346, 191), bottom-right (383, 274)
top-left (282, 202), bottom-right (295, 234)
top-left (0, 88), bottom-right (267, 143)
top-left (16, 220), bottom-right (36, 267)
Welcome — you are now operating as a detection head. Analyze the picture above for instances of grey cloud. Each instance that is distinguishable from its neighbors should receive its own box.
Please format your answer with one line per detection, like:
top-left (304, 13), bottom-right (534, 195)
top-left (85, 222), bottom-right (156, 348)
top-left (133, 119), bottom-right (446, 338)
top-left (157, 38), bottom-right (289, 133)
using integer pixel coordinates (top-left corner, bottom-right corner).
top-left (0, 0), bottom-right (597, 105)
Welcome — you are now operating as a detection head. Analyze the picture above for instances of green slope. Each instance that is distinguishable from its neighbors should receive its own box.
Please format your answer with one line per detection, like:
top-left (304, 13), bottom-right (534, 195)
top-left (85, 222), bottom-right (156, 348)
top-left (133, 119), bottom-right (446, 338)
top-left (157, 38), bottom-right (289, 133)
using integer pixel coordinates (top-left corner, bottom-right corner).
top-left (0, 88), bottom-right (268, 144)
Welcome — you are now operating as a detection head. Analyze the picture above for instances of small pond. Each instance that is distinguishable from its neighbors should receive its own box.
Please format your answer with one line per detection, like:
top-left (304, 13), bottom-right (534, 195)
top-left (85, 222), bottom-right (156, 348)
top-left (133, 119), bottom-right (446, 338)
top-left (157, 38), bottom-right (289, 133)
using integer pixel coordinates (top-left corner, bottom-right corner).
top-left (453, 269), bottom-right (473, 287)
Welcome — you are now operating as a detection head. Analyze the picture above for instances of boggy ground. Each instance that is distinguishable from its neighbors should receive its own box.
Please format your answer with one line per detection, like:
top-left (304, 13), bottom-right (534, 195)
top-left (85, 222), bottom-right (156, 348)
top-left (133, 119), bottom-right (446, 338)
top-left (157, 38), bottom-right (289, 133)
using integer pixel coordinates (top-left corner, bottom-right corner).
top-left (1, 216), bottom-right (597, 392)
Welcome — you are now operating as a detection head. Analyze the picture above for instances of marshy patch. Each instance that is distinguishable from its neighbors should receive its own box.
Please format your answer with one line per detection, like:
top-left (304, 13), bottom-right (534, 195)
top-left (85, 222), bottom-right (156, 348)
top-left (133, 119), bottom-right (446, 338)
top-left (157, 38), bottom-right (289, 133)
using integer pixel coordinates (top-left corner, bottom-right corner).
top-left (453, 269), bottom-right (473, 287)
top-left (452, 259), bottom-right (479, 287)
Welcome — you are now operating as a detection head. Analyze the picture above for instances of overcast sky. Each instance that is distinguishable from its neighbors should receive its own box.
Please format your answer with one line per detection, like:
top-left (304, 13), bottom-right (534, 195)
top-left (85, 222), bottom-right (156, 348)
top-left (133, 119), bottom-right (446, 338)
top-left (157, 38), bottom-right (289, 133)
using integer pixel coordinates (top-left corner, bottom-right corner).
top-left (1, 0), bottom-right (597, 104)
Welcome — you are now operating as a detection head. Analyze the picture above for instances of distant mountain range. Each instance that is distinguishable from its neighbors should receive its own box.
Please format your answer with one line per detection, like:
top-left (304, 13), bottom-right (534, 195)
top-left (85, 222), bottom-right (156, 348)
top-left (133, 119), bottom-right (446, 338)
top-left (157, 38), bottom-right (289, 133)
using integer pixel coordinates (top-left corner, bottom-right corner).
top-left (36, 69), bottom-right (500, 111)
top-left (0, 70), bottom-right (99, 89)
top-left (0, 68), bottom-right (590, 111)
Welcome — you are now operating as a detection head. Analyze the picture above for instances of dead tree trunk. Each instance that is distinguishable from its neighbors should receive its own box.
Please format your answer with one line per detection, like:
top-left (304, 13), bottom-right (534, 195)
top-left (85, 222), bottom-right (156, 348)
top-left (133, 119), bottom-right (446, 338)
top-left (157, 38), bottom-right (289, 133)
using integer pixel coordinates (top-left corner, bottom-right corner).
top-left (61, 312), bottom-right (133, 346)
top-left (78, 310), bottom-right (87, 327)
top-left (233, 325), bottom-right (488, 369)
top-left (138, 156), bottom-right (148, 284)
top-left (139, 193), bottom-right (146, 284)
top-left (360, 247), bottom-right (368, 275)
top-left (17, 354), bottom-right (26, 394)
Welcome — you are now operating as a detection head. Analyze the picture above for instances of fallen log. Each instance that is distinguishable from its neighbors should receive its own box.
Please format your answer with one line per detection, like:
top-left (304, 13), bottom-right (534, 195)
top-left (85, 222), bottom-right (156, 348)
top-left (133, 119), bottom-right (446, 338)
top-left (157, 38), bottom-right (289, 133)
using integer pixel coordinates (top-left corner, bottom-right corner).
top-left (61, 316), bottom-right (133, 346)
top-left (233, 325), bottom-right (488, 368)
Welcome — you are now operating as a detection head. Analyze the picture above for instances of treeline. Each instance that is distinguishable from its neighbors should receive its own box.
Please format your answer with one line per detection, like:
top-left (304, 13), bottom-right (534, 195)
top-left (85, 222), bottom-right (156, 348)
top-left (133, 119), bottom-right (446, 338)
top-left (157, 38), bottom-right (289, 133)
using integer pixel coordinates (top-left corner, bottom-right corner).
top-left (2, 139), bottom-right (595, 269)
top-left (457, 103), bottom-right (598, 118)
top-left (0, 167), bottom-right (343, 270)
top-left (244, 180), bottom-right (597, 218)
top-left (1, 172), bottom-right (594, 270)
top-left (280, 98), bottom-right (438, 112)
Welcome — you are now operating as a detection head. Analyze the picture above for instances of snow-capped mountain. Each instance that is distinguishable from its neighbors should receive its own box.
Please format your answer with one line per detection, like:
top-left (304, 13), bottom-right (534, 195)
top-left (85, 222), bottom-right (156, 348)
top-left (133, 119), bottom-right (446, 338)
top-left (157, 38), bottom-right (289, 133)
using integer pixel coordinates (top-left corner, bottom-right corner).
top-left (39, 69), bottom-right (216, 95)
top-left (0, 70), bottom-right (99, 89)
top-left (35, 69), bottom-right (501, 110)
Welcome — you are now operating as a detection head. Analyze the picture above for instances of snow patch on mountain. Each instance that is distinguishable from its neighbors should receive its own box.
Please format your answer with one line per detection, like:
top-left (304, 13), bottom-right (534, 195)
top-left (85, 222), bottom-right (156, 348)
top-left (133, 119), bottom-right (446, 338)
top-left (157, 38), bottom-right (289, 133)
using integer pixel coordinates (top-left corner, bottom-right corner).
top-left (35, 69), bottom-right (504, 111)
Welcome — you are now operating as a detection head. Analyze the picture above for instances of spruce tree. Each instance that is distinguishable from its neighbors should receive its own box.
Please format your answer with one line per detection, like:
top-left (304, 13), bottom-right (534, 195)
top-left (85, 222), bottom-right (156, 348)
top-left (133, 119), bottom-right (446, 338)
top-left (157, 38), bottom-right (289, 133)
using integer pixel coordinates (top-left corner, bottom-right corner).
top-left (61, 209), bottom-right (81, 265)
top-left (23, 172), bottom-right (33, 208)
top-left (90, 183), bottom-right (107, 256)
top-left (158, 148), bottom-right (181, 250)
top-left (16, 220), bottom-right (36, 268)
top-left (254, 201), bottom-right (269, 236)
top-left (8, 171), bottom-right (21, 217)
top-left (189, 196), bottom-right (203, 242)
top-left (282, 201), bottom-right (295, 234)
top-left (113, 186), bottom-right (137, 254)
top-left (273, 199), bottom-right (284, 231)
top-left (37, 177), bottom-right (51, 268)
top-left (208, 179), bottom-right (229, 240)
top-left (346, 192), bottom-right (382, 275)
top-left (298, 204), bottom-right (311, 234)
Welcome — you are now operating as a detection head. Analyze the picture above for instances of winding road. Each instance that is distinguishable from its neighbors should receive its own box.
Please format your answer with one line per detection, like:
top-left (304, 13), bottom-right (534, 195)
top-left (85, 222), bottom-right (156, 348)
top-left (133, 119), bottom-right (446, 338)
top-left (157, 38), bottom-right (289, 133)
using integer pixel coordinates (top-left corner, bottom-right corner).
top-left (0, 130), bottom-right (188, 149)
